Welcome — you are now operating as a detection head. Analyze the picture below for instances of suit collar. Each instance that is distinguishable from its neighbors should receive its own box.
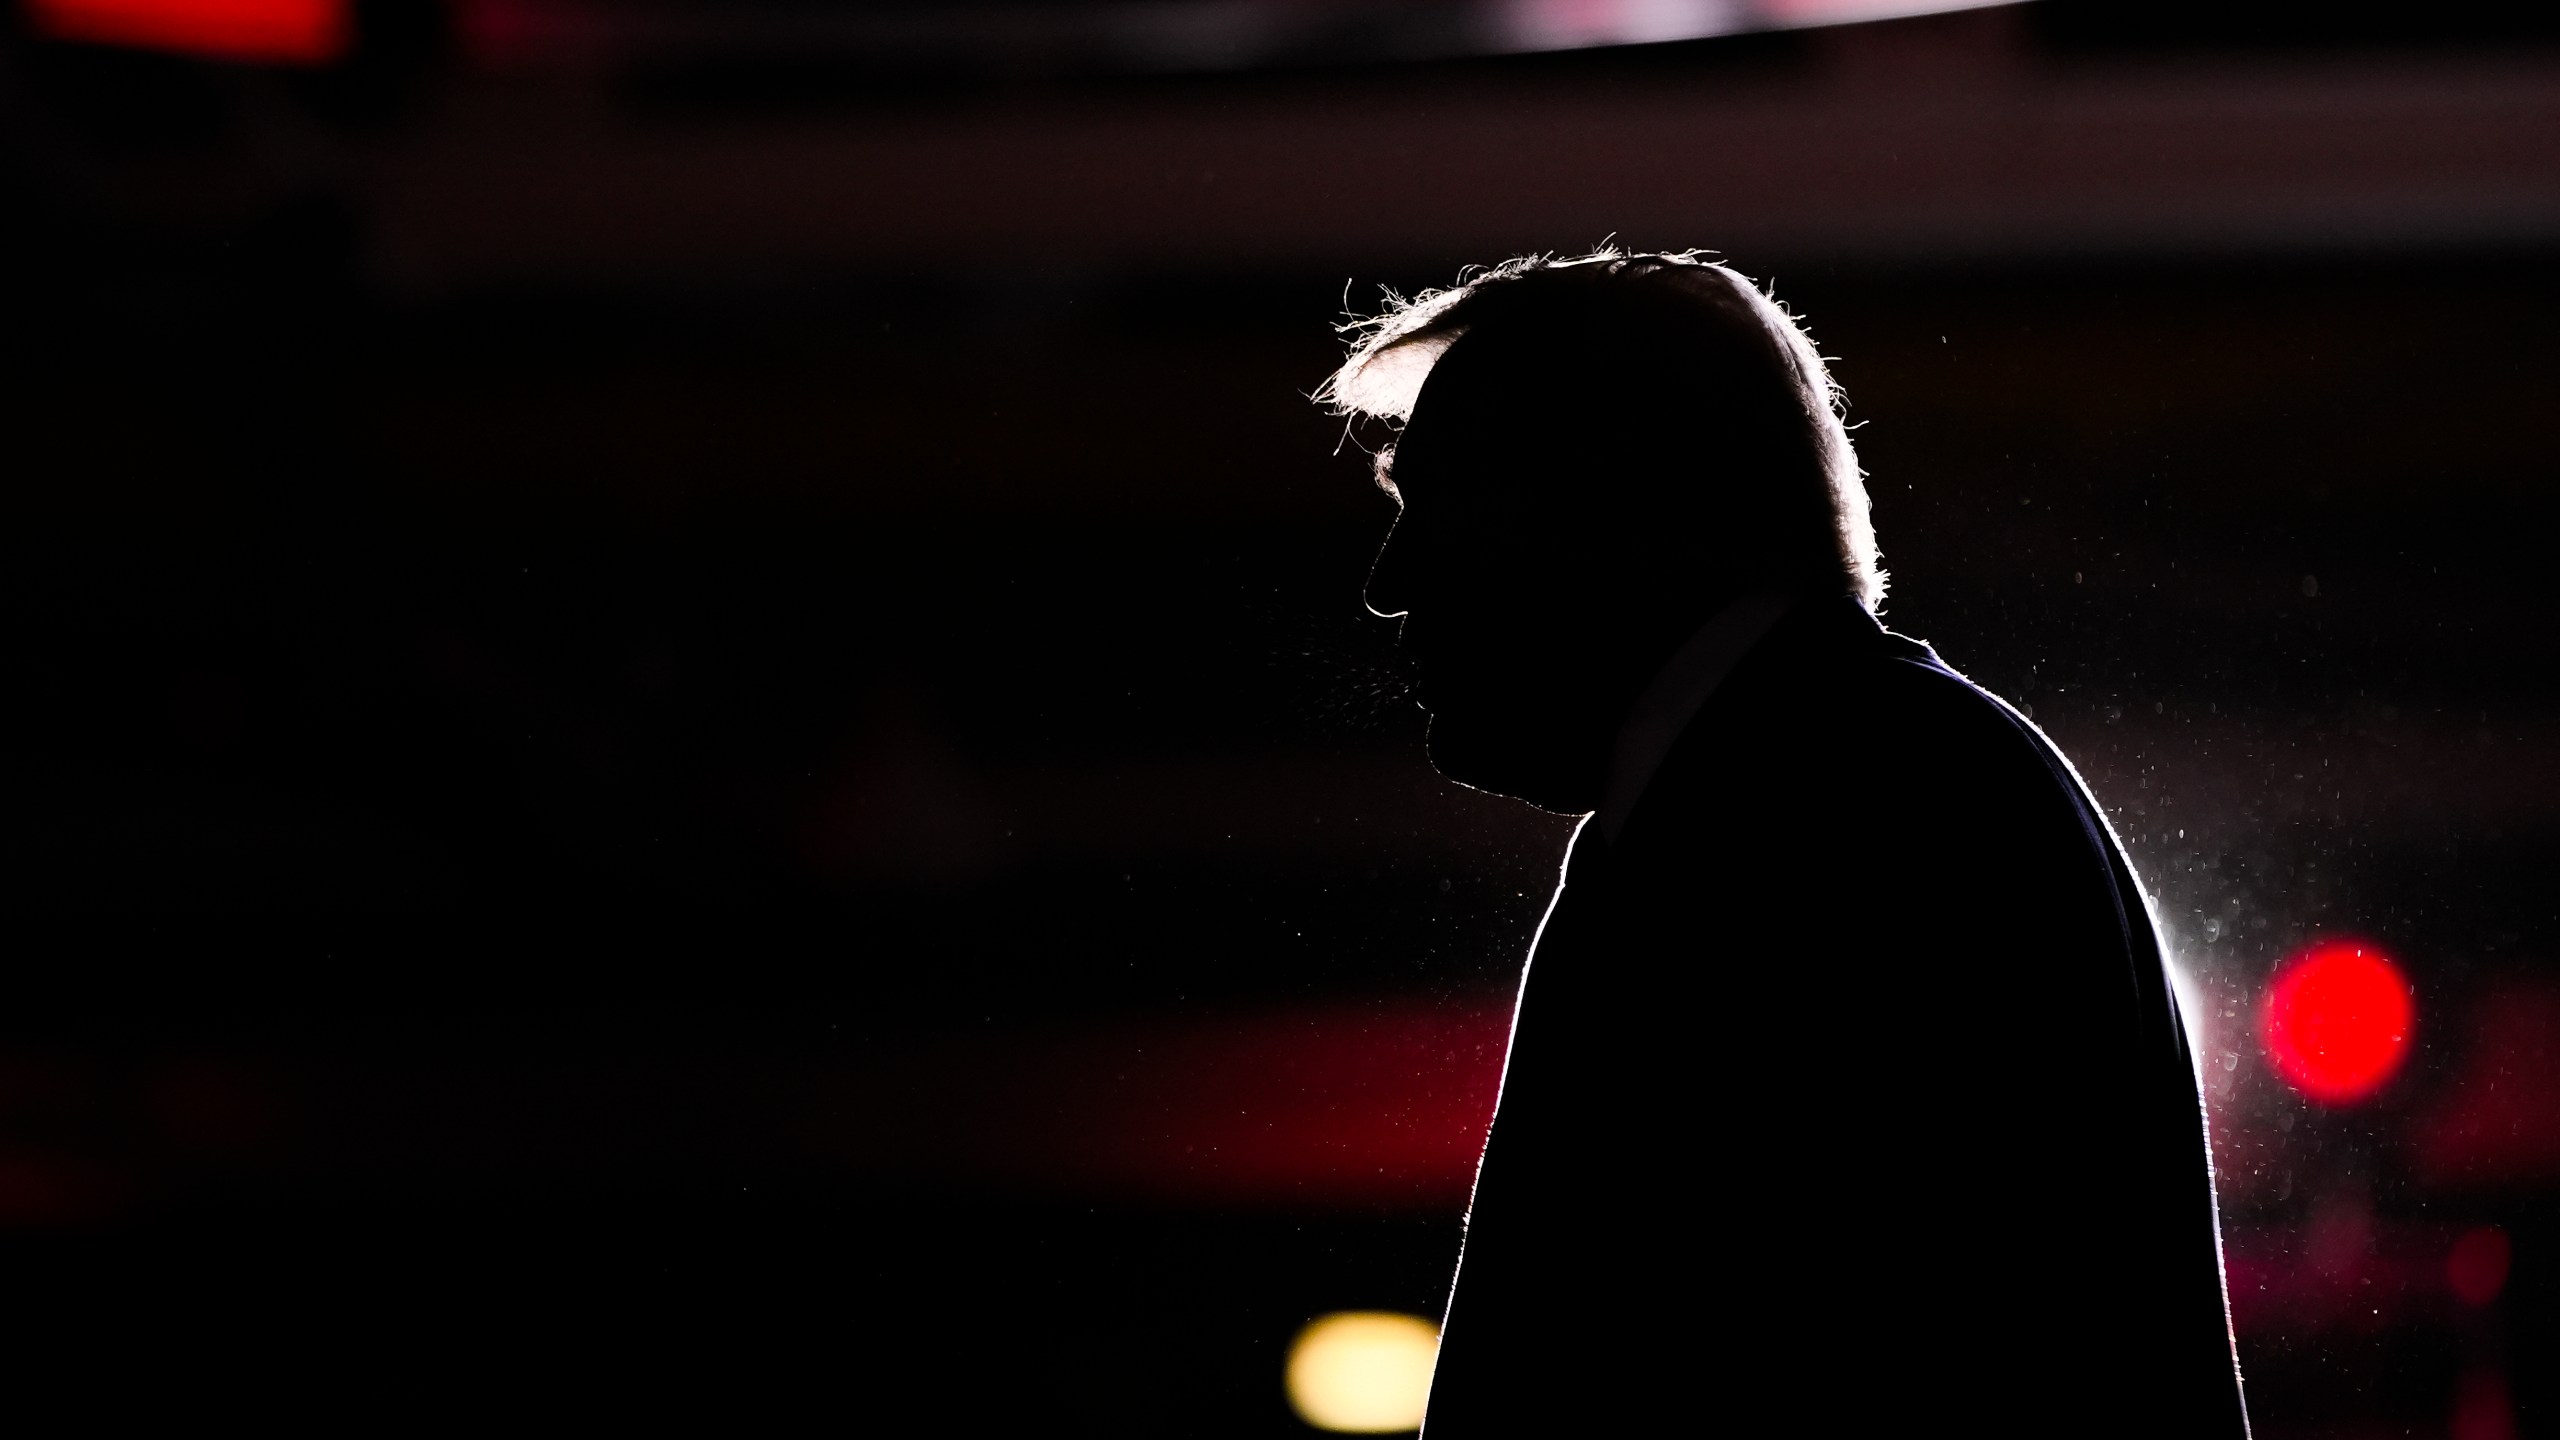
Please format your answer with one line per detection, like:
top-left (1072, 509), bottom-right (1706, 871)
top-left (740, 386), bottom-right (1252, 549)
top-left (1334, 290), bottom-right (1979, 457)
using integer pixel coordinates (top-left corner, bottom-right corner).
top-left (1596, 595), bottom-right (1922, 849)
top-left (1596, 589), bottom-right (1798, 843)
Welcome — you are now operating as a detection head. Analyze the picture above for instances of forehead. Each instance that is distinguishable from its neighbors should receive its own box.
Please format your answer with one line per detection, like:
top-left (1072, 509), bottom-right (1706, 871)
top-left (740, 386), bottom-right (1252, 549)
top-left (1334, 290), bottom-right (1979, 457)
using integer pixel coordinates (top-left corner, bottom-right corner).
top-left (1391, 350), bottom-right (1579, 500)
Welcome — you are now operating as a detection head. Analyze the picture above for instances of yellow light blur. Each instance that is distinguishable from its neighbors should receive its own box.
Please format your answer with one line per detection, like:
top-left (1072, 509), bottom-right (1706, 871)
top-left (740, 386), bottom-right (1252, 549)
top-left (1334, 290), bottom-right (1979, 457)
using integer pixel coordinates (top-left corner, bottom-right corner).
top-left (1284, 1310), bottom-right (1440, 1433)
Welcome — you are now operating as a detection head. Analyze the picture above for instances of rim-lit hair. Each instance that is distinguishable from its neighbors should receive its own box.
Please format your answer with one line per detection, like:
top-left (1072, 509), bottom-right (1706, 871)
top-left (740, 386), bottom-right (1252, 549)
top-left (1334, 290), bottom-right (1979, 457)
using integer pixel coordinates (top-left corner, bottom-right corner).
top-left (1317, 249), bottom-right (1886, 610)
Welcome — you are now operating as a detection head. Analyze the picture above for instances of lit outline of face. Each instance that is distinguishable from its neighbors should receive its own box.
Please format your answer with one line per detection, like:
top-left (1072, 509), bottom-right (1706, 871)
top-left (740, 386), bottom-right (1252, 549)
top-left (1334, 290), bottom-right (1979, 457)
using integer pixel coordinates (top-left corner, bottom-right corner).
top-left (1360, 352), bottom-right (1641, 814)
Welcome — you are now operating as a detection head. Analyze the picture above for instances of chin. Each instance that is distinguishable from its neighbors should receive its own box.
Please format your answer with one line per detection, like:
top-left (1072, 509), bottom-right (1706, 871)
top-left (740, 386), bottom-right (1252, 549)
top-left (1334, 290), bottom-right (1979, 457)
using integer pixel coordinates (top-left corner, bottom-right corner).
top-left (1422, 712), bottom-right (1589, 817)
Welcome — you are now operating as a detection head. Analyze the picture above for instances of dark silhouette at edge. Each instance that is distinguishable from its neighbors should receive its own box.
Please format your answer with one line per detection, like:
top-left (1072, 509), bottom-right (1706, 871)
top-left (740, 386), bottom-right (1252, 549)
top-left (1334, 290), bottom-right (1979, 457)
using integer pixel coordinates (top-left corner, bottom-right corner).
top-left (1322, 251), bottom-right (2250, 1435)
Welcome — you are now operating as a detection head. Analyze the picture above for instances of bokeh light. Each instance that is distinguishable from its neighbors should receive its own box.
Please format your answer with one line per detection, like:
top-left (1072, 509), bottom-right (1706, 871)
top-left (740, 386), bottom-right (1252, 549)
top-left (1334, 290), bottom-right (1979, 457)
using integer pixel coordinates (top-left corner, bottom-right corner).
top-left (1284, 1310), bottom-right (1439, 1434)
top-left (2448, 1226), bottom-right (2513, 1307)
top-left (23, 0), bottom-right (350, 65)
top-left (2259, 939), bottom-right (2414, 1105)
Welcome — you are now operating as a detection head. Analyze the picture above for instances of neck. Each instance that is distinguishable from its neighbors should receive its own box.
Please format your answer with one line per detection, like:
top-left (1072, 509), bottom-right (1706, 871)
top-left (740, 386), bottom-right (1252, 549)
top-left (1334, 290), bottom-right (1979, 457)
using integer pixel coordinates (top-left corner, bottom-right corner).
top-left (1432, 586), bottom-right (1761, 816)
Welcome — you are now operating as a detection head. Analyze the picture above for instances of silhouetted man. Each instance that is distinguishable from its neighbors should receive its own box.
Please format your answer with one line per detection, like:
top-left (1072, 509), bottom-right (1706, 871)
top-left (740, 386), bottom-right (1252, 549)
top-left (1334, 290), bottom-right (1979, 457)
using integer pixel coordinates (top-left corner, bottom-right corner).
top-left (1321, 252), bottom-right (2249, 1436)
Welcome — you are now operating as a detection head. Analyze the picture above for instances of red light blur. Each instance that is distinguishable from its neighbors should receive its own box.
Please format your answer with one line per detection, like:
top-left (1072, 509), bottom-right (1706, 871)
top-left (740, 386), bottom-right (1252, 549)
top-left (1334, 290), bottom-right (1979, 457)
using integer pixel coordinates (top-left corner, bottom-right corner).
top-left (2415, 981), bottom-right (2560, 1188)
top-left (22, 0), bottom-right (350, 65)
top-left (2260, 939), bottom-right (2414, 1105)
top-left (797, 998), bottom-right (1517, 1209)
top-left (2453, 1369), bottom-right (2518, 1440)
top-left (2447, 1226), bottom-right (2512, 1307)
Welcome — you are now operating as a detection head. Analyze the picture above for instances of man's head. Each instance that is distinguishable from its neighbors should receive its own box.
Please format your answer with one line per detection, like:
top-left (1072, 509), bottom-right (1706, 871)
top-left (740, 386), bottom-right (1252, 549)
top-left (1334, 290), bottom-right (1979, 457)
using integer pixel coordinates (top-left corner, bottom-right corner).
top-left (1319, 250), bottom-right (1882, 813)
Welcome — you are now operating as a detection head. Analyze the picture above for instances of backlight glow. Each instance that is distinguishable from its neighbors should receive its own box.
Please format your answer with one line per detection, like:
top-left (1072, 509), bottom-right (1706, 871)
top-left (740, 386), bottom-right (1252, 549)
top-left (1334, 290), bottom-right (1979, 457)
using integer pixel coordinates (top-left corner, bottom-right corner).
top-left (1285, 1310), bottom-right (1439, 1433)
top-left (23, 0), bottom-right (350, 65)
top-left (2260, 939), bottom-right (2414, 1105)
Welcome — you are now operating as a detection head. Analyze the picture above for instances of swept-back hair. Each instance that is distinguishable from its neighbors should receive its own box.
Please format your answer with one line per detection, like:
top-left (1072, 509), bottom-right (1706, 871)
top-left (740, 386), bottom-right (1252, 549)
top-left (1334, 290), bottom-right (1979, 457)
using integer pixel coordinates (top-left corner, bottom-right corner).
top-left (1317, 249), bottom-right (1885, 610)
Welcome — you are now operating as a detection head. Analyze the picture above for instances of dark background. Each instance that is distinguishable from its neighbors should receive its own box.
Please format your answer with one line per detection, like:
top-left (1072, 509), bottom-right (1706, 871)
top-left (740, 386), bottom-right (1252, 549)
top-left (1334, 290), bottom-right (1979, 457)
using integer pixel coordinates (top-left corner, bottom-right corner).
top-left (2, 0), bottom-right (2557, 1430)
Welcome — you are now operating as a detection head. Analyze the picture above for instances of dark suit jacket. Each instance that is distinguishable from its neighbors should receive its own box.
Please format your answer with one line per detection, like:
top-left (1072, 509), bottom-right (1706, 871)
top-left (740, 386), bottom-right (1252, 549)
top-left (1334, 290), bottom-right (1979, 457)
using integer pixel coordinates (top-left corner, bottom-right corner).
top-left (1423, 598), bottom-right (2249, 1436)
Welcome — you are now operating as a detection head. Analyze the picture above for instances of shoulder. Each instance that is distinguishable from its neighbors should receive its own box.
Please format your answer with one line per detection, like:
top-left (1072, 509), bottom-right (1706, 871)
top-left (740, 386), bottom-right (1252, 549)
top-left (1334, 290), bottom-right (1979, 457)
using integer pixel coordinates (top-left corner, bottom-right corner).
top-left (1682, 613), bottom-right (2120, 878)
top-left (1738, 613), bottom-right (2079, 795)
top-left (1867, 646), bottom-right (2108, 829)
top-left (1868, 645), bottom-right (2065, 774)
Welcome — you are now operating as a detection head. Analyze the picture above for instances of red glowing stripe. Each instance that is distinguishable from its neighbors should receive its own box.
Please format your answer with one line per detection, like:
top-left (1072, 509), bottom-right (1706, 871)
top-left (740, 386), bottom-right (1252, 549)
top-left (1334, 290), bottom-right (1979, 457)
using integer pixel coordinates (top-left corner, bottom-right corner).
top-left (802, 999), bottom-right (1517, 1208)
top-left (22, 0), bottom-right (350, 65)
